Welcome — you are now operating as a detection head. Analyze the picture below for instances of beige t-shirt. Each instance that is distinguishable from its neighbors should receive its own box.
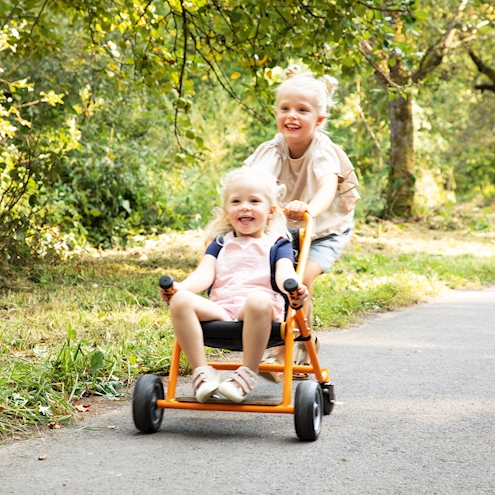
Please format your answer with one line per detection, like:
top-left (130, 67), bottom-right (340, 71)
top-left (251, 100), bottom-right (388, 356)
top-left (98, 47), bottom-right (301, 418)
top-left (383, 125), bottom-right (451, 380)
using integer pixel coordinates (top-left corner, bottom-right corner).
top-left (244, 132), bottom-right (360, 238)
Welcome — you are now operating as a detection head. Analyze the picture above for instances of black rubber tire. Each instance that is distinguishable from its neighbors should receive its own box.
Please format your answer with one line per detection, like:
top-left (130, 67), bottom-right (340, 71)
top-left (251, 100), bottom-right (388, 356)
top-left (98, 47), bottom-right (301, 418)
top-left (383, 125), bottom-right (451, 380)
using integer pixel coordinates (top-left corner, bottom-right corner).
top-left (132, 374), bottom-right (164, 433)
top-left (294, 381), bottom-right (323, 441)
top-left (321, 382), bottom-right (335, 416)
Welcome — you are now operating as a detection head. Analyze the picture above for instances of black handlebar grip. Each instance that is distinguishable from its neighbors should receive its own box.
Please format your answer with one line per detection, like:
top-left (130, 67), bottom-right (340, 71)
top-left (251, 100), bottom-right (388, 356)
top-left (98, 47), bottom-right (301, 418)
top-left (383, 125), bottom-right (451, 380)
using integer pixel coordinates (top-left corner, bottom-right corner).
top-left (284, 278), bottom-right (302, 310)
top-left (159, 275), bottom-right (174, 295)
top-left (284, 278), bottom-right (299, 295)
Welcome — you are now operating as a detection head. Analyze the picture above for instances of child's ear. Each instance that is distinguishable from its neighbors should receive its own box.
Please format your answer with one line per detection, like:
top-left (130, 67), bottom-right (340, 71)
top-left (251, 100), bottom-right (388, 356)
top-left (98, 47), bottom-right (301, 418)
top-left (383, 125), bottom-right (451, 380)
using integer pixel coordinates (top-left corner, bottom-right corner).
top-left (268, 206), bottom-right (276, 218)
top-left (316, 115), bottom-right (326, 127)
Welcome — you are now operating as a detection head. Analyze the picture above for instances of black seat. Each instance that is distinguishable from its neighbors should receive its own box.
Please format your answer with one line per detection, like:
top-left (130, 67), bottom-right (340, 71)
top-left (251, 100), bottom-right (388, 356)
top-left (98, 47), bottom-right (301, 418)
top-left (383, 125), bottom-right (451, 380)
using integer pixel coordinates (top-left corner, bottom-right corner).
top-left (201, 321), bottom-right (285, 351)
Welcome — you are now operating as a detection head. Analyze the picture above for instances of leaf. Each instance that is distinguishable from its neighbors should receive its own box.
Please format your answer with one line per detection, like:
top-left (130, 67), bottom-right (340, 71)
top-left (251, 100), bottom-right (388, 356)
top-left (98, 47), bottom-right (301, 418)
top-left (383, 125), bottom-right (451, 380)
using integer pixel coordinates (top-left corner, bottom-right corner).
top-left (28, 194), bottom-right (38, 207)
top-left (90, 349), bottom-right (105, 375)
top-left (121, 199), bottom-right (131, 214)
top-left (414, 11), bottom-right (429, 21)
top-left (39, 405), bottom-right (52, 416)
top-left (174, 153), bottom-right (186, 163)
top-left (89, 208), bottom-right (102, 217)
top-left (257, 55), bottom-right (268, 65)
top-left (230, 72), bottom-right (241, 80)
top-left (67, 324), bottom-right (76, 342)
top-left (75, 404), bottom-right (91, 412)
top-left (39, 90), bottom-right (65, 107)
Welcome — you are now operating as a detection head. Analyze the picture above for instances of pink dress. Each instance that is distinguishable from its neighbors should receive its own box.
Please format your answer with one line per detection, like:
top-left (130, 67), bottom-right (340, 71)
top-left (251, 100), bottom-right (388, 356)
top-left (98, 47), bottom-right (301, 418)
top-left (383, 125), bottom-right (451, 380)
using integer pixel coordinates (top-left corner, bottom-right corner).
top-left (209, 232), bottom-right (286, 321)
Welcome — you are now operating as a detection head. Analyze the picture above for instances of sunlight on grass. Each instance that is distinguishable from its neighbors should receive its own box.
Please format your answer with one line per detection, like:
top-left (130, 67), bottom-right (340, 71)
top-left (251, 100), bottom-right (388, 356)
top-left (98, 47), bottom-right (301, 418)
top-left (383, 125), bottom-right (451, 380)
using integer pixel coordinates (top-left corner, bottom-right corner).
top-left (307, 220), bottom-right (495, 329)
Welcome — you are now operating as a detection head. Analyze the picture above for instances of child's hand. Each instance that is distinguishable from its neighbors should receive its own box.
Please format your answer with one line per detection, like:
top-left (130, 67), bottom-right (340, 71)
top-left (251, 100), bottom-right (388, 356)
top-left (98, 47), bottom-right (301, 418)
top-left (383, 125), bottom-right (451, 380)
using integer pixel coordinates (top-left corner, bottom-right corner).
top-left (159, 282), bottom-right (181, 304)
top-left (284, 200), bottom-right (309, 221)
top-left (289, 283), bottom-right (309, 309)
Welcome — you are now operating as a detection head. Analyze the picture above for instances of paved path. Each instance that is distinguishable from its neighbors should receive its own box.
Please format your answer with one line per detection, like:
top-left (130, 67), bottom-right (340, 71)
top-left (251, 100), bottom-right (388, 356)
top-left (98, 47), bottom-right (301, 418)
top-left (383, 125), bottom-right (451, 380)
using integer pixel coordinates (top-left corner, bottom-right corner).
top-left (1, 287), bottom-right (494, 494)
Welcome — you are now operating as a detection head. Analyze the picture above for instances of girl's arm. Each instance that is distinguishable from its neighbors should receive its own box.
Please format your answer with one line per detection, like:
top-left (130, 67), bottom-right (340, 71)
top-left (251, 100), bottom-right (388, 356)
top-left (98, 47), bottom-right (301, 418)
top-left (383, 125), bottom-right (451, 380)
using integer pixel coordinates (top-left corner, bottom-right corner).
top-left (285, 173), bottom-right (338, 221)
top-left (274, 258), bottom-right (309, 308)
top-left (159, 254), bottom-right (216, 303)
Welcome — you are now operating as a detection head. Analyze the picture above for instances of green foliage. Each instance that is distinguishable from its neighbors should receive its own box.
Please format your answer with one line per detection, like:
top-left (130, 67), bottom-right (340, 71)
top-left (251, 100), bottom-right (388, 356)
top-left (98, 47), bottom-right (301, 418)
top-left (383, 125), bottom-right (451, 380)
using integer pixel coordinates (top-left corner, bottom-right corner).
top-left (76, 0), bottom-right (417, 147)
top-left (1, 0), bottom-right (495, 258)
top-left (0, 354), bottom-right (74, 436)
top-left (0, 6), bottom-right (81, 264)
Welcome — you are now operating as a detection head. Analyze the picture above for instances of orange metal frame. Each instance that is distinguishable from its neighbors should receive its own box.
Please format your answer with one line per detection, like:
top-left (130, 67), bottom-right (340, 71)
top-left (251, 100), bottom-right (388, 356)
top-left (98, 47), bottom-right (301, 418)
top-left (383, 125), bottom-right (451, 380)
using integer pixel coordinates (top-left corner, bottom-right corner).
top-left (156, 213), bottom-right (330, 414)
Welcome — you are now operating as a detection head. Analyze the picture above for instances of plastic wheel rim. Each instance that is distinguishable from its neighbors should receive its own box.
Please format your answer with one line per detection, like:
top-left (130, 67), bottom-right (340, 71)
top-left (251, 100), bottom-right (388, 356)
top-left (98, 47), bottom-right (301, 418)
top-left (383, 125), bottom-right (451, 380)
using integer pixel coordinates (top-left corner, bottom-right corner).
top-left (150, 385), bottom-right (161, 424)
top-left (313, 395), bottom-right (322, 434)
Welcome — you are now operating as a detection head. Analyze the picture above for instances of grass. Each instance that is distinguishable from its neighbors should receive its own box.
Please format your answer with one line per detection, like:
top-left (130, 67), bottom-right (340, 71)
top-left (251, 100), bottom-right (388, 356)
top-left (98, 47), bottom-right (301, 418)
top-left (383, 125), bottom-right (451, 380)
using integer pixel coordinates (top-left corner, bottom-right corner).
top-left (2, 215), bottom-right (495, 439)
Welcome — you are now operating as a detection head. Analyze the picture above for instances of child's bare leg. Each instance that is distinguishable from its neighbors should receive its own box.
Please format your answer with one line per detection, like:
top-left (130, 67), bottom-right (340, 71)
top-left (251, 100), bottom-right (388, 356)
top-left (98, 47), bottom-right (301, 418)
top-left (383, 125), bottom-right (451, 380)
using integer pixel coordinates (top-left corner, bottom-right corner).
top-left (217, 291), bottom-right (273, 402)
top-left (168, 290), bottom-right (229, 369)
top-left (301, 258), bottom-right (322, 331)
top-left (293, 259), bottom-right (321, 373)
top-left (238, 291), bottom-right (274, 372)
top-left (169, 290), bottom-right (230, 402)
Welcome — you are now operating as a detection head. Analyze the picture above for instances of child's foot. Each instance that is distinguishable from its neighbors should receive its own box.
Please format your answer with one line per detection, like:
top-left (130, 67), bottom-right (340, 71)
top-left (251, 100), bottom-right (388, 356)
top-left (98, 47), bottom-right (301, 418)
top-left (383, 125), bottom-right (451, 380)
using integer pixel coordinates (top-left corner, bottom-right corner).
top-left (192, 365), bottom-right (221, 403)
top-left (218, 366), bottom-right (257, 403)
top-left (259, 348), bottom-right (284, 383)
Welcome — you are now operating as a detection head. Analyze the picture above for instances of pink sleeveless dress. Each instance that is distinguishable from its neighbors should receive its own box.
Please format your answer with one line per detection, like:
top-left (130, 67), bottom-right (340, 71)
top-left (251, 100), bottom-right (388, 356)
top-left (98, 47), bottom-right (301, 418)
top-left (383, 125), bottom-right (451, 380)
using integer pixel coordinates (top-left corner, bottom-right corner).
top-left (209, 232), bottom-right (286, 322)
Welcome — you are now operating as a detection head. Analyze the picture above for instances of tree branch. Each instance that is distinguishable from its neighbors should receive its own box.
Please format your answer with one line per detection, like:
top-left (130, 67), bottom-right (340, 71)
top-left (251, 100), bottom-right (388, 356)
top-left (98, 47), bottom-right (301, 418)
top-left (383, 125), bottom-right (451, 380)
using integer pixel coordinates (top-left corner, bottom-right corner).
top-left (473, 83), bottom-right (495, 92)
top-left (1, 0), bottom-right (22, 30)
top-left (412, 0), bottom-right (468, 82)
top-left (468, 50), bottom-right (495, 86)
top-left (173, 0), bottom-right (189, 150)
top-left (25, 0), bottom-right (51, 44)
top-left (359, 42), bottom-right (401, 89)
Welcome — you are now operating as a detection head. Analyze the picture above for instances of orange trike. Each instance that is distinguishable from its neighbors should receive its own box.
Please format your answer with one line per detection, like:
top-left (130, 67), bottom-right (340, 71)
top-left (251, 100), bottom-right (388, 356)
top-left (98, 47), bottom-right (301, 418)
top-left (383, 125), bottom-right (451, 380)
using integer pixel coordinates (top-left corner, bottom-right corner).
top-left (132, 213), bottom-right (335, 441)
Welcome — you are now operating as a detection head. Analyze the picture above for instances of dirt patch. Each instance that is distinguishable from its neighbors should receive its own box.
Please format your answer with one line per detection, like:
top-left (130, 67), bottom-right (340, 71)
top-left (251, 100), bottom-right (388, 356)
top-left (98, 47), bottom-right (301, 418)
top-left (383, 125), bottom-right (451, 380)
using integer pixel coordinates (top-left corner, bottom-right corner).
top-left (71, 395), bottom-right (131, 419)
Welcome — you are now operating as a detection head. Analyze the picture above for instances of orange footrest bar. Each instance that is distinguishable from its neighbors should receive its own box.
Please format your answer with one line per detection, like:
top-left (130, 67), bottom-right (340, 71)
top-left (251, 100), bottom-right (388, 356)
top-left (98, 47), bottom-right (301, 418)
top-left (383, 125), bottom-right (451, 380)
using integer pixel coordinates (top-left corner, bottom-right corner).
top-left (156, 399), bottom-right (295, 414)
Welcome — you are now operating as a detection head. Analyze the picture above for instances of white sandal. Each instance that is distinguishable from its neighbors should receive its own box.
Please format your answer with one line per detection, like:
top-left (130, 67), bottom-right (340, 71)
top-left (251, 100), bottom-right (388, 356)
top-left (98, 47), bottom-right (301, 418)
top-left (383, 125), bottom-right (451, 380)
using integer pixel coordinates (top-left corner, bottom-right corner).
top-left (192, 366), bottom-right (221, 403)
top-left (218, 366), bottom-right (257, 403)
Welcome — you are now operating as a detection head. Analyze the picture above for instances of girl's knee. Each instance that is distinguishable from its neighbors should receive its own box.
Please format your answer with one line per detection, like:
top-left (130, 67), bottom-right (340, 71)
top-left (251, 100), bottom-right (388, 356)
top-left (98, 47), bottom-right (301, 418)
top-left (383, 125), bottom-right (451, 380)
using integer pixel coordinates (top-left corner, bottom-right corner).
top-left (169, 290), bottom-right (194, 312)
top-left (244, 291), bottom-right (273, 313)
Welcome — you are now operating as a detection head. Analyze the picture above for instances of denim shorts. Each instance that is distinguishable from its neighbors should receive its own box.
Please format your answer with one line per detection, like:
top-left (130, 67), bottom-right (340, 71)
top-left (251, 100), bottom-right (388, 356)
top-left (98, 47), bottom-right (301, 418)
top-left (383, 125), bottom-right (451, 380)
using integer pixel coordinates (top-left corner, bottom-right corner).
top-left (308, 227), bottom-right (352, 273)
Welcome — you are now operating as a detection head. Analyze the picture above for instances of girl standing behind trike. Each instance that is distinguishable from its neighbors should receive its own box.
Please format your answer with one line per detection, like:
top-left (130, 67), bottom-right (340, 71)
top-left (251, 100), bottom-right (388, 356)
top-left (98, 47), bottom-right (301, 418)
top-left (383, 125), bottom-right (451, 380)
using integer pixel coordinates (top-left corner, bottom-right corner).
top-left (245, 65), bottom-right (360, 378)
top-left (159, 167), bottom-right (308, 403)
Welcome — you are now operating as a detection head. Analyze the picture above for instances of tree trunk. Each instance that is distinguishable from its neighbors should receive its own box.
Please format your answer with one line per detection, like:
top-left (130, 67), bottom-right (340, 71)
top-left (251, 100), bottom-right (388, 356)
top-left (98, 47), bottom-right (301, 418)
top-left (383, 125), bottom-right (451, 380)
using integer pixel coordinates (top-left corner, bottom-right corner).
top-left (377, 0), bottom-right (467, 218)
top-left (386, 93), bottom-right (415, 218)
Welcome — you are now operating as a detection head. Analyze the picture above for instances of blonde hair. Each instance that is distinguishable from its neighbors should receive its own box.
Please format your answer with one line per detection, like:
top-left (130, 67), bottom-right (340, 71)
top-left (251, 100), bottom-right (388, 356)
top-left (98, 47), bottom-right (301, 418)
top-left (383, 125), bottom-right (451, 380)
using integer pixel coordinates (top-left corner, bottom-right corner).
top-left (276, 64), bottom-right (339, 130)
top-left (204, 167), bottom-right (290, 241)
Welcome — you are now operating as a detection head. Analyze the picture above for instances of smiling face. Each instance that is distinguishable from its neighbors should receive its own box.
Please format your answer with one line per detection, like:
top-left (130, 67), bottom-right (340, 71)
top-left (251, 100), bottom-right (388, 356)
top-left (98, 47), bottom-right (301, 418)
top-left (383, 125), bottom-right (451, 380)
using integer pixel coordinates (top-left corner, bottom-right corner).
top-left (225, 177), bottom-right (275, 238)
top-left (275, 86), bottom-right (325, 158)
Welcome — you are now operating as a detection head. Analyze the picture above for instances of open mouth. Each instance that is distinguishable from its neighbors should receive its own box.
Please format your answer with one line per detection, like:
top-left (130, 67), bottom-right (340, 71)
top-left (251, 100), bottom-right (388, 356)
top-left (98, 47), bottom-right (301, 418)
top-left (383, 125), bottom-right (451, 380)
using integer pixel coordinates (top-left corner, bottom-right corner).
top-left (285, 124), bottom-right (300, 131)
top-left (238, 216), bottom-right (254, 225)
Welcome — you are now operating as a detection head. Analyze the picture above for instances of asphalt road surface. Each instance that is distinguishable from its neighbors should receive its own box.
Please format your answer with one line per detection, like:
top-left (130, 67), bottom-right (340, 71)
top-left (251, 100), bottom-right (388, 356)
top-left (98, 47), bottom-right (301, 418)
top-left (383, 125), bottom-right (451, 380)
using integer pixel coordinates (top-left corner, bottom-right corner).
top-left (1, 287), bottom-right (494, 495)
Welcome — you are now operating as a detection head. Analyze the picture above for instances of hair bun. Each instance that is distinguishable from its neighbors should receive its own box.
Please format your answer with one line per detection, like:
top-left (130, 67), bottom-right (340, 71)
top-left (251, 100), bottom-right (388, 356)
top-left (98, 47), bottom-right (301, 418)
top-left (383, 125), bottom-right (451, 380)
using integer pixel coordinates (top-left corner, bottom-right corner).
top-left (323, 75), bottom-right (338, 98)
top-left (285, 64), bottom-right (301, 79)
